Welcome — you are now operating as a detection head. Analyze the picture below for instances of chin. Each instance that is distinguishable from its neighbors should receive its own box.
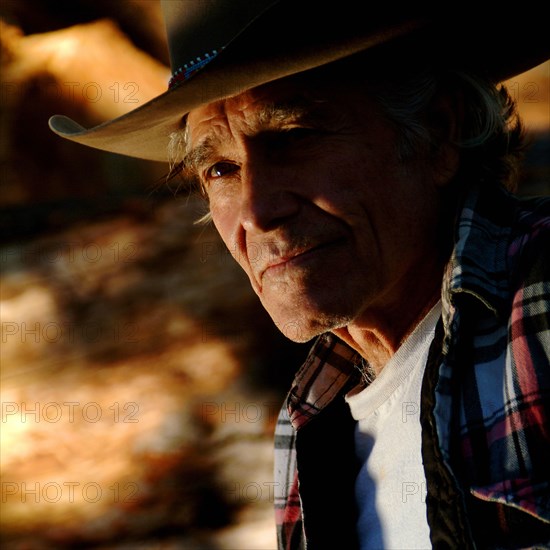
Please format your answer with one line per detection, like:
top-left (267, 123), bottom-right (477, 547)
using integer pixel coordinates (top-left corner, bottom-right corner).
top-left (268, 303), bottom-right (354, 343)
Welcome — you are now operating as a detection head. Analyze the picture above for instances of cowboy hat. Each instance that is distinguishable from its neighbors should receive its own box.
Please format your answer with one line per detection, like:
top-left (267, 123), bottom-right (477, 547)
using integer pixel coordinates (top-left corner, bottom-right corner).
top-left (49, 0), bottom-right (549, 162)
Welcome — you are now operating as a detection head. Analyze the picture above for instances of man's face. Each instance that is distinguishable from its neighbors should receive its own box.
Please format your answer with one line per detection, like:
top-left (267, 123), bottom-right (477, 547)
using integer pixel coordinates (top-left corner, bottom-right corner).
top-left (185, 74), bottom-right (445, 342)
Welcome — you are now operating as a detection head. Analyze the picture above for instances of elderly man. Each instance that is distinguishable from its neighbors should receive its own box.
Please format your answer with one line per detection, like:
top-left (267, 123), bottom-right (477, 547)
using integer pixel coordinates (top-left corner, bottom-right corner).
top-left (50, 1), bottom-right (549, 548)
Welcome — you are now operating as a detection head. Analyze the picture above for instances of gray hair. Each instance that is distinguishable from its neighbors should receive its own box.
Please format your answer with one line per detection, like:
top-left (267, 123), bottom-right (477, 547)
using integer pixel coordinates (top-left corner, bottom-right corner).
top-left (365, 67), bottom-right (524, 190)
top-left (167, 124), bottom-right (214, 224)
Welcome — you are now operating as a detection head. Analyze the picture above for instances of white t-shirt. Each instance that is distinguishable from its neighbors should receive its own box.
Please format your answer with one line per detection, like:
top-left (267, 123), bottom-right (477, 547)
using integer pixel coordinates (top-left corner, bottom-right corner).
top-left (345, 301), bottom-right (441, 550)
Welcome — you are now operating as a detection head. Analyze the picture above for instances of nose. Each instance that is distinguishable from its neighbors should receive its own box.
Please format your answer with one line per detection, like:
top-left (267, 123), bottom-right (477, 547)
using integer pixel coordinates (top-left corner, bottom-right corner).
top-left (239, 159), bottom-right (301, 232)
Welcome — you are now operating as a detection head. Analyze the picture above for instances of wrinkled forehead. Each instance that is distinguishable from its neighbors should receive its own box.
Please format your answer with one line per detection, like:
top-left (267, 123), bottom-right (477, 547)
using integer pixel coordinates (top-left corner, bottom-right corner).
top-left (189, 77), bottom-right (320, 125)
top-left (185, 68), bottom-right (370, 143)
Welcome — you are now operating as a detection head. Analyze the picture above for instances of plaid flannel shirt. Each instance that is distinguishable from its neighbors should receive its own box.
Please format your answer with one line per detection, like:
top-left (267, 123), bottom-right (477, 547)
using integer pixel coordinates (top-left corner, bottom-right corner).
top-left (274, 181), bottom-right (550, 549)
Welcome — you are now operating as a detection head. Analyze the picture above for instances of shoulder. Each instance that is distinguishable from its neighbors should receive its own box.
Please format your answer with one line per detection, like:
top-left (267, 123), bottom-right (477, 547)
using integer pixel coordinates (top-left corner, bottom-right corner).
top-left (506, 193), bottom-right (550, 368)
top-left (509, 193), bottom-right (550, 288)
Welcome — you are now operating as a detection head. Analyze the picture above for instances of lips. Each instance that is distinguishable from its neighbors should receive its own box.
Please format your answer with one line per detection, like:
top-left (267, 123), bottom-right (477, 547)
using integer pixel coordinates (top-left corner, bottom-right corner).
top-left (258, 237), bottom-right (344, 282)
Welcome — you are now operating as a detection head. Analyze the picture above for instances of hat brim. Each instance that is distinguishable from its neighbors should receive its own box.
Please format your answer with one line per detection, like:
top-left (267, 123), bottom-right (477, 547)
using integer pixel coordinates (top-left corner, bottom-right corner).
top-left (49, 3), bottom-right (550, 162)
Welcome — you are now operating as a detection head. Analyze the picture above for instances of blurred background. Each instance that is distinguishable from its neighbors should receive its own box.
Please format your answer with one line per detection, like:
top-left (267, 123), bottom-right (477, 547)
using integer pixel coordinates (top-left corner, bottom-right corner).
top-left (0, 1), bottom-right (548, 549)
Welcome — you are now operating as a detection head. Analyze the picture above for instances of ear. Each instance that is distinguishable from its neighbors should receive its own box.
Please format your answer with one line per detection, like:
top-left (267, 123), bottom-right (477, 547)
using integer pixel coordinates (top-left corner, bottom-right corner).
top-left (426, 89), bottom-right (464, 188)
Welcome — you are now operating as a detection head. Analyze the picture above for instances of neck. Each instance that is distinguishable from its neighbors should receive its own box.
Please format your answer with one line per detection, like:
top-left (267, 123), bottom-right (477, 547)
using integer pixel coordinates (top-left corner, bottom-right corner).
top-left (332, 270), bottom-right (442, 376)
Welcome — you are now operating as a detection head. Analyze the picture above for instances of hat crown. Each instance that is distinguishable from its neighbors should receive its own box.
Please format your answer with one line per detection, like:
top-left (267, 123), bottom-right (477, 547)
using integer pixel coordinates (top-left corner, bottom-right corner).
top-left (162, 0), bottom-right (277, 81)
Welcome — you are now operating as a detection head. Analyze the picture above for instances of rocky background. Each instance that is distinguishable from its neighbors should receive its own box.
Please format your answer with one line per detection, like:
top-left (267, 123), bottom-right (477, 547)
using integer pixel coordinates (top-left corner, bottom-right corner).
top-left (0, 2), bottom-right (548, 549)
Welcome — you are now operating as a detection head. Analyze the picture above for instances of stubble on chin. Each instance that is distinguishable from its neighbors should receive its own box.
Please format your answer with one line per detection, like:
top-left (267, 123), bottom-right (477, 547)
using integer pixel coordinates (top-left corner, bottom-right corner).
top-left (262, 288), bottom-right (355, 343)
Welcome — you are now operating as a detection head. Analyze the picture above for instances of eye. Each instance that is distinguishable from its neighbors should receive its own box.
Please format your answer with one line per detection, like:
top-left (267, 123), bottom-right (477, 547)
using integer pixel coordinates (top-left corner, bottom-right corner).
top-left (206, 161), bottom-right (239, 180)
top-left (266, 127), bottom-right (320, 152)
top-left (287, 127), bottom-right (315, 138)
top-left (281, 127), bottom-right (317, 144)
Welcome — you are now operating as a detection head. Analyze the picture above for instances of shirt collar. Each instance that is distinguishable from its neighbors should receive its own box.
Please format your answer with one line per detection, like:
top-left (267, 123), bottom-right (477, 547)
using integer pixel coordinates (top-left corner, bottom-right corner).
top-left (444, 181), bottom-right (517, 321)
top-left (287, 333), bottom-right (362, 430)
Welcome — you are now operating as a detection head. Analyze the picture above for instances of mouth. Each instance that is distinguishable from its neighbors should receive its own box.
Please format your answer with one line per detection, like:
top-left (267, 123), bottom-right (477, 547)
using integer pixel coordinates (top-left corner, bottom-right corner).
top-left (260, 238), bottom-right (344, 282)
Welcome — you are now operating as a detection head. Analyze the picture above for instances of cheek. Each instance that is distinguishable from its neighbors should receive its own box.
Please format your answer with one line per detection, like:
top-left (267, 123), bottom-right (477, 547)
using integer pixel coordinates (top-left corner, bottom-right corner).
top-left (209, 185), bottom-right (241, 237)
top-left (210, 203), bottom-right (238, 257)
top-left (210, 203), bottom-right (261, 285)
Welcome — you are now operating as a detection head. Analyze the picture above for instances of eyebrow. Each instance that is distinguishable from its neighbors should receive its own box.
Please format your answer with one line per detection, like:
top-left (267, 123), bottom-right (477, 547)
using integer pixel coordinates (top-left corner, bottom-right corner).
top-left (182, 96), bottom-right (330, 175)
top-left (182, 136), bottom-right (217, 176)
